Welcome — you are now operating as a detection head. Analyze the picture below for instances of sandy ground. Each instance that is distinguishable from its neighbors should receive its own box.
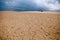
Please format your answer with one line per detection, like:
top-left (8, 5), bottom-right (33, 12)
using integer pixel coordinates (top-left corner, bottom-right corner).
top-left (0, 11), bottom-right (60, 40)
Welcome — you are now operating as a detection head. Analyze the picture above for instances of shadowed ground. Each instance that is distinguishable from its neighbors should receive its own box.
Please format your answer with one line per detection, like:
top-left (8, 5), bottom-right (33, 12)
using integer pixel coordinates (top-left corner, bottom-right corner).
top-left (0, 11), bottom-right (60, 40)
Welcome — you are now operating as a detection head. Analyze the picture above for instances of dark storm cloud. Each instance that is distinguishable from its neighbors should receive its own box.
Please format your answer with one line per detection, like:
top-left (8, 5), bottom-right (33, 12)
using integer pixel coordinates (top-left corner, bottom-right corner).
top-left (0, 0), bottom-right (60, 12)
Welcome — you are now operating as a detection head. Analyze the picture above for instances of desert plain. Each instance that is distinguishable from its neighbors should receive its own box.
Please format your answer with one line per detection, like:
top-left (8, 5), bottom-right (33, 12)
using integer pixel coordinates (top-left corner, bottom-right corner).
top-left (0, 11), bottom-right (60, 40)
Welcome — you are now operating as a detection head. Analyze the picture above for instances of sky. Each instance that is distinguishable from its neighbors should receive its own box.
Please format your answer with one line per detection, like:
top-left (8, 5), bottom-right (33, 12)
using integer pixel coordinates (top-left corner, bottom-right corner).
top-left (0, 0), bottom-right (60, 12)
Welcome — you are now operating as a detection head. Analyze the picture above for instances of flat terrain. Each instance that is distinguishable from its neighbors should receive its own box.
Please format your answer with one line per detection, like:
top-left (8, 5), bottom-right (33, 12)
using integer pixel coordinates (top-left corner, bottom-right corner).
top-left (0, 11), bottom-right (60, 40)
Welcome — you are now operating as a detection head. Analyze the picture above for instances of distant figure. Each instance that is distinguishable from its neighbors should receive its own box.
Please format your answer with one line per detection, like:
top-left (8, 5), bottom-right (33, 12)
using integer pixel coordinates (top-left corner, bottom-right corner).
top-left (41, 10), bottom-right (43, 12)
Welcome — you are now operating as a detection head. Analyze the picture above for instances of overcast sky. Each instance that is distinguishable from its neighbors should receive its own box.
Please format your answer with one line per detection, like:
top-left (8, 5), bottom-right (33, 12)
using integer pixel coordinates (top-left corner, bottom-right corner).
top-left (0, 0), bottom-right (60, 11)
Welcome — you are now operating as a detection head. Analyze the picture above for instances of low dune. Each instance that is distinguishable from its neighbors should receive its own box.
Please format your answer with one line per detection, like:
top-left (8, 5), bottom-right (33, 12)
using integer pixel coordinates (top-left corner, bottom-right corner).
top-left (0, 11), bottom-right (60, 40)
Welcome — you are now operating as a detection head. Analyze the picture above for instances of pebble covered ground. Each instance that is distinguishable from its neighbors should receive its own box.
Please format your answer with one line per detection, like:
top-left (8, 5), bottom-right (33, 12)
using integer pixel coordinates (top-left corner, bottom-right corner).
top-left (0, 11), bottom-right (60, 40)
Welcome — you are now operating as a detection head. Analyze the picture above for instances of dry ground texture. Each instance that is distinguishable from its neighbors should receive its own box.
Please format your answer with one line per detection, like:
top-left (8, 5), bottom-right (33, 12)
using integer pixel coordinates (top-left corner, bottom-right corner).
top-left (0, 11), bottom-right (60, 40)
